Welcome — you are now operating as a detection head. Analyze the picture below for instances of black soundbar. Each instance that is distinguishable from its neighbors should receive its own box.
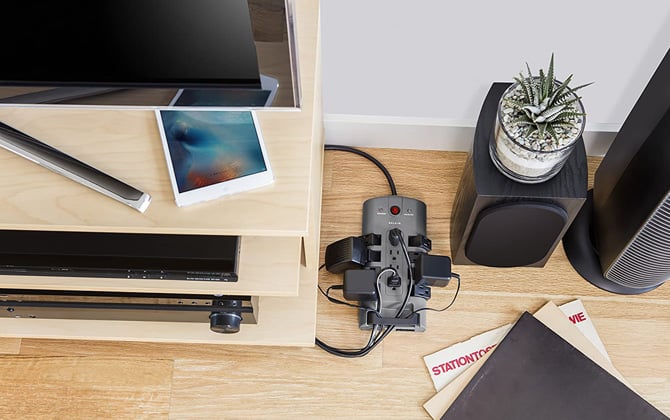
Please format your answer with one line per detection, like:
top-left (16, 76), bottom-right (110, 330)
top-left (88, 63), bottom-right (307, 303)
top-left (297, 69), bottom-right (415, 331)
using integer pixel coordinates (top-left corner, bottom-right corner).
top-left (0, 230), bottom-right (239, 282)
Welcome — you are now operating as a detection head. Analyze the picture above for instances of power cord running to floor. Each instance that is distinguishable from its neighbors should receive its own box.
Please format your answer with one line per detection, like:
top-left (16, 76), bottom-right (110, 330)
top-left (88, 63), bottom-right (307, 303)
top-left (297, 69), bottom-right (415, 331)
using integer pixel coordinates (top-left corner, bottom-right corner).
top-left (316, 263), bottom-right (395, 358)
top-left (324, 144), bottom-right (397, 195)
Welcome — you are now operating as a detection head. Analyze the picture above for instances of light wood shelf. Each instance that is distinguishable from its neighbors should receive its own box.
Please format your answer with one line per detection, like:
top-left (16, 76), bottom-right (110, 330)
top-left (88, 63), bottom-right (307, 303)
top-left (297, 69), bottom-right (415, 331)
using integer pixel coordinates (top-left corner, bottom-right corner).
top-left (0, 236), bottom-right (302, 296)
top-left (0, 0), bottom-right (322, 346)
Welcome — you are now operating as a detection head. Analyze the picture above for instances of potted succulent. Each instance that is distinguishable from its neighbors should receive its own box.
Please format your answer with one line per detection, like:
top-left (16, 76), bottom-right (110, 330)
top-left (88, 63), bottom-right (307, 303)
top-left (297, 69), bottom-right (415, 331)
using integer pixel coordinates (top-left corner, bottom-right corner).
top-left (489, 54), bottom-right (591, 183)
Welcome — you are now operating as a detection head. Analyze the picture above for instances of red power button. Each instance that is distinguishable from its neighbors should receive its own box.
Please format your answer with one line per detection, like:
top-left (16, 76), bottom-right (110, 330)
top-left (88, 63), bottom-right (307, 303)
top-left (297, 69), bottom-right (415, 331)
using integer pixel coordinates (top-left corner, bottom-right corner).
top-left (390, 205), bottom-right (401, 215)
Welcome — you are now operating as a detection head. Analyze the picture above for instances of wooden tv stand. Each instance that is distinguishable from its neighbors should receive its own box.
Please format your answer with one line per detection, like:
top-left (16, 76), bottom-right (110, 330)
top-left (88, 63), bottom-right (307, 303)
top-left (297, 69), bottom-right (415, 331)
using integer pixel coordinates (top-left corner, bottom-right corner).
top-left (0, 0), bottom-right (322, 346)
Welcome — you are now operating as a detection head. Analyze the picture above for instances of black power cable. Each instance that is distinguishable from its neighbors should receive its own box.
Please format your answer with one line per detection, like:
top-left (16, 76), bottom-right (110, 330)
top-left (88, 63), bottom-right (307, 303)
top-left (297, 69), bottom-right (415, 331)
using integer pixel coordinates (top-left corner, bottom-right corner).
top-left (316, 145), bottom-right (398, 357)
top-left (324, 144), bottom-right (397, 196)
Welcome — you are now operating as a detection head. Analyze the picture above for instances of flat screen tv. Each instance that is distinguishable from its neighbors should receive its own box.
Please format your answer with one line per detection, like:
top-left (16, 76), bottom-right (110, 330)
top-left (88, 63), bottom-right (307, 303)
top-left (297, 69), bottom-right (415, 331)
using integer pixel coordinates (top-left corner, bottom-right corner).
top-left (0, 0), bottom-right (299, 109)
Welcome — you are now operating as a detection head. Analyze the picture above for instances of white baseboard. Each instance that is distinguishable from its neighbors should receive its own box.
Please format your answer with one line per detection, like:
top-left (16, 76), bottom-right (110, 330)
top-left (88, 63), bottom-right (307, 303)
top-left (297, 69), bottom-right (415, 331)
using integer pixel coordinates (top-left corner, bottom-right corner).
top-left (324, 114), bottom-right (620, 157)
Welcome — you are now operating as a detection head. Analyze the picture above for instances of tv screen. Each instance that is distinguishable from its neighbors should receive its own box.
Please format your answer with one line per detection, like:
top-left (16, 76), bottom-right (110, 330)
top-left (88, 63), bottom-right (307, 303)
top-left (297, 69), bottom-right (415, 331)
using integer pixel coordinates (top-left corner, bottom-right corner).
top-left (0, 0), bottom-right (297, 108)
top-left (2, 0), bottom-right (259, 87)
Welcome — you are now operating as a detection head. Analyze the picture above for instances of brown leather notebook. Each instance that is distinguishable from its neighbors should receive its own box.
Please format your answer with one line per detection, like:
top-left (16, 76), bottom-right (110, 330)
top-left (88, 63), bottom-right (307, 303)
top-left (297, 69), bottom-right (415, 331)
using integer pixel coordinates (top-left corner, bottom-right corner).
top-left (441, 312), bottom-right (668, 420)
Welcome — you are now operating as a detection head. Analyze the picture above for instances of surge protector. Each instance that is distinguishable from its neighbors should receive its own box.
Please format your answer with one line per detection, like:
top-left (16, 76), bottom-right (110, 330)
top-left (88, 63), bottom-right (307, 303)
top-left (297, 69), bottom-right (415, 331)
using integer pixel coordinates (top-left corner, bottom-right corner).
top-left (360, 195), bottom-right (429, 331)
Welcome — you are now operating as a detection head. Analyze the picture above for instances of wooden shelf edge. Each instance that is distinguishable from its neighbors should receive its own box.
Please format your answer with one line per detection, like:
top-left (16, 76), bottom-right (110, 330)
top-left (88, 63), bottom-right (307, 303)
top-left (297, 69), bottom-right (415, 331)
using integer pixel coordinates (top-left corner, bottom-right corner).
top-left (0, 236), bottom-right (302, 297)
top-left (0, 254), bottom-right (318, 346)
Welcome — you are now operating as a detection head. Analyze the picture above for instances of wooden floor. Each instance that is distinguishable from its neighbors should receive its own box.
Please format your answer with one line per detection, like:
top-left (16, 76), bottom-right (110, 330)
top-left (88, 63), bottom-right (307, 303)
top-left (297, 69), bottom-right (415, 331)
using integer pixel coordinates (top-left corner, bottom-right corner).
top-left (1, 148), bottom-right (669, 419)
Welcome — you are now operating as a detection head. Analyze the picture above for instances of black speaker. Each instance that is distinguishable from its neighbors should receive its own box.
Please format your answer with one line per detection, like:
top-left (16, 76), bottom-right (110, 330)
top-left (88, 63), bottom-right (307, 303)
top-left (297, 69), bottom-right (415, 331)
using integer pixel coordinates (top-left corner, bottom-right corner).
top-left (563, 48), bottom-right (670, 294)
top-left (451, 83), bottom-right (588, 267)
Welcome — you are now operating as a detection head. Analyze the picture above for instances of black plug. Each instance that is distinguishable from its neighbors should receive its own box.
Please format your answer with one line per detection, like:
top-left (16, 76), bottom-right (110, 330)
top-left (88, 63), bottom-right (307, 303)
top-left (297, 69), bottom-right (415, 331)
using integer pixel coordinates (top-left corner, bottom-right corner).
top-left (325, 236), bottom-right (368, 274)
top-left (343, 269), bottom-right (378, 302)
top-left (387, 274), bottom-right (402, 288)
top-left (389, 228), bottom-right (402, 247)
top-left (415, 254), bottom-right (452, 287)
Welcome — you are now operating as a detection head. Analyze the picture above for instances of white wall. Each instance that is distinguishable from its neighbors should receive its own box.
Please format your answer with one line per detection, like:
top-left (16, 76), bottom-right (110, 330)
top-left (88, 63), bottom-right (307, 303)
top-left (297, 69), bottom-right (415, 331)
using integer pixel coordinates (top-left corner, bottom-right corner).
top-left (320, 0), bottom-right (670, 155)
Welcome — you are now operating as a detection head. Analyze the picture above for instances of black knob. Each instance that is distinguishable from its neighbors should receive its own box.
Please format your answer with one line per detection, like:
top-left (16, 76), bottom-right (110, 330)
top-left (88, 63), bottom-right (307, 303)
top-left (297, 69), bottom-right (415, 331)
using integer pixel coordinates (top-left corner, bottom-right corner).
top-left (209, 311), bottom-right (242, 334)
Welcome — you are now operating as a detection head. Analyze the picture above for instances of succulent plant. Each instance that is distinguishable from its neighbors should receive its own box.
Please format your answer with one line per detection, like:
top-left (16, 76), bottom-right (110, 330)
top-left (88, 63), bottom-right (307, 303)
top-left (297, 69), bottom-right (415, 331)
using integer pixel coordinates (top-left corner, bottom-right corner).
top-left (503, 54), bottom-right (591, 144)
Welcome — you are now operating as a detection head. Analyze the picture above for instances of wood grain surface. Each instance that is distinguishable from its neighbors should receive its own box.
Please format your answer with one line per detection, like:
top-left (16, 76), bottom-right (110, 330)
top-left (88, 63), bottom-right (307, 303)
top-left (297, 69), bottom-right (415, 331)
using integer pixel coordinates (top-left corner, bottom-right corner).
top-left (1, 148), bottom-right (668, 418)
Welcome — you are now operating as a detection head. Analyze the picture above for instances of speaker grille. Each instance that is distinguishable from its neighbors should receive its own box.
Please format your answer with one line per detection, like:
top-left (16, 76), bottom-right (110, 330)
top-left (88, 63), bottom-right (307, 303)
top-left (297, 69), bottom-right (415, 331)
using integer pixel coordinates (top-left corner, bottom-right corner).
top-left (606, 191), bottom-right (670, 288)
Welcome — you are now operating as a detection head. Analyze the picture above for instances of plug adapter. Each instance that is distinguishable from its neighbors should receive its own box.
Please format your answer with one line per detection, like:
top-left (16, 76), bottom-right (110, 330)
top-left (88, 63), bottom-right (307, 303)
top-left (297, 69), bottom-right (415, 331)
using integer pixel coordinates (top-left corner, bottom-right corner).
top-left (343, 269), bottom-right (378, 302)
top-left (416, 254), bottom-right (452, 287)
top-left (325, 236), bottom-right (367, 274)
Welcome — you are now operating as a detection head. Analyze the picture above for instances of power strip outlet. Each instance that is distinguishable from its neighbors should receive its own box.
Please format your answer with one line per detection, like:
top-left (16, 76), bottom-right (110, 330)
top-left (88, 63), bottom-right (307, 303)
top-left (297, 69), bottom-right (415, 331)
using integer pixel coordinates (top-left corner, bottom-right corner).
top-left (360, 195), bottom-right (429, 331)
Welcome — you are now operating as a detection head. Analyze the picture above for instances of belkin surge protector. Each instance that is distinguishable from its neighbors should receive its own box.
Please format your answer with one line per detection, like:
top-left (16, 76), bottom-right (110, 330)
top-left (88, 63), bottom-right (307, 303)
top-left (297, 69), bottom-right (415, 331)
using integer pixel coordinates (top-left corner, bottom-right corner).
top-left (0, 230), bottom-right (239, 282)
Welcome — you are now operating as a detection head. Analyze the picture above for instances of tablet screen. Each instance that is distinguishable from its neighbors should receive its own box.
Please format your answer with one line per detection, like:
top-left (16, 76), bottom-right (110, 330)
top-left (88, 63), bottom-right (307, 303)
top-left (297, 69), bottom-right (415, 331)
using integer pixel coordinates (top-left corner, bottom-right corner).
top-left (156, 109), bottom-right (273, 206)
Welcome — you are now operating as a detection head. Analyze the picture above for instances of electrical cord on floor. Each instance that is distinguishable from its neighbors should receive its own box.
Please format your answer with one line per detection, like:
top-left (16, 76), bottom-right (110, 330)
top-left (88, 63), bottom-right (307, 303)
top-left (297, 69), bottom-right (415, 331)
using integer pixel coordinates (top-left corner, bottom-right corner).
top-left (408, 273), bottom-right (461, 316)
top-left (389, 229), bottom-right (414, 320)
top-left (316, 146), bottom-right (398, 357)
top-left (324, 144), bottom-right (397, 196)
top-left (392, 228), bottom-right (462, 316)
top-left (316, 263), bottom-right (395, 357)
top-left (315, 326), bottom-right (394, 358)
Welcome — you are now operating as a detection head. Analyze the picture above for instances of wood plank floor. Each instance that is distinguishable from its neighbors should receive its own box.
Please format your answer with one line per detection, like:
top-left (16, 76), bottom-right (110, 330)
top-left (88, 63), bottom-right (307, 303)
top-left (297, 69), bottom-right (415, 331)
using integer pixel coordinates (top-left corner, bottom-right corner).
top-left (2, 148), bottom-right (669, 419)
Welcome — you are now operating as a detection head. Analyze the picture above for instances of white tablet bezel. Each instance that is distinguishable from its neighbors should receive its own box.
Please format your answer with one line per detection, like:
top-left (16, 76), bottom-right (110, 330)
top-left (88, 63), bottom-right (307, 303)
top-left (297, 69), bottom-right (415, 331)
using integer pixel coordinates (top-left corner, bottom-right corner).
top-left (155, 109), bottom-right (274, 207)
